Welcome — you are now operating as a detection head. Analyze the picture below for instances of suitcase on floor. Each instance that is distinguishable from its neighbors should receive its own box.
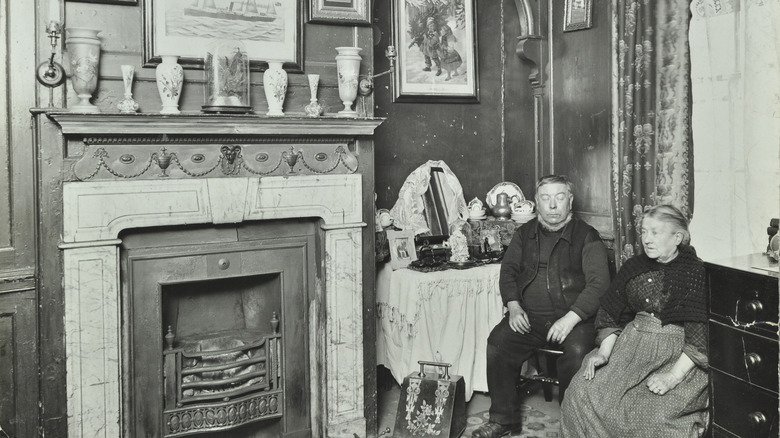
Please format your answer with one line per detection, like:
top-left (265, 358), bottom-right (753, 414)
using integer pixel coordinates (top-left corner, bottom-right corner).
top-left (393, 361), bottom-right (466, 438)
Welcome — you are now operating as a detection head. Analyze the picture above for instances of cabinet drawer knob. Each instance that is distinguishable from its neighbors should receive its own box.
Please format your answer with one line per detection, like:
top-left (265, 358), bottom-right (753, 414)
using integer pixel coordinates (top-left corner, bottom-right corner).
top-left (217, 258), bottom-right (230, 270)
top-left (745, 352), bottom-right (762, 368)
top-left (747, 411), bottom-right (767, 429)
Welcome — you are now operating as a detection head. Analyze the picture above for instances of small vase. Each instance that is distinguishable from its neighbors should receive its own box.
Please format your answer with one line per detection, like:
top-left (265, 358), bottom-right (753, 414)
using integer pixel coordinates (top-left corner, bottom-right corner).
top-left (263, 61), bottom-right (287, 116)
top-left (117, 65), bottom-right (140, 113)
top-left (335, 46), bottom-right (362, 117)
top-left (155, 55), bottom-right (184, 114)
top-left (65, 27), bottom-right (102, 113)
top-left (304, 74), bottom-right (323, 117)
top-left (492, 193), bottom-right (511, 220)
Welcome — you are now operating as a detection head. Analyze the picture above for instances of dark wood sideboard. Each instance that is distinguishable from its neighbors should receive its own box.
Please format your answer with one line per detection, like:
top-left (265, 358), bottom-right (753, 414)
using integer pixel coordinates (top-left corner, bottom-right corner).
top-left (706, 254), bottom-right (779, 437)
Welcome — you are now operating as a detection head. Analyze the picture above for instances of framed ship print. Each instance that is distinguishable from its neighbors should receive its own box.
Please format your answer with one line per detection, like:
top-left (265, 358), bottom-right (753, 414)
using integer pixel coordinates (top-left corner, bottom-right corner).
top-left (392, 0), bottom-right (479, 103)
top-left (143, 0), bottom-right (303, 72)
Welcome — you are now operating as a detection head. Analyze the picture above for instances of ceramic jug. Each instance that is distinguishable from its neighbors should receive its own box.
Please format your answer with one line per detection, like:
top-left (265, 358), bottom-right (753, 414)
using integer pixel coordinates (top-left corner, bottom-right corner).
top-left (492, 192), bottom-right (511, 220)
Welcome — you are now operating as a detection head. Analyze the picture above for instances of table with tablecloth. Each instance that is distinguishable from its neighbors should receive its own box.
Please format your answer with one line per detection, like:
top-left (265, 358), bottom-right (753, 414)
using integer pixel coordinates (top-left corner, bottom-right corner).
top-left (376, 262), bottom-right (505, 401)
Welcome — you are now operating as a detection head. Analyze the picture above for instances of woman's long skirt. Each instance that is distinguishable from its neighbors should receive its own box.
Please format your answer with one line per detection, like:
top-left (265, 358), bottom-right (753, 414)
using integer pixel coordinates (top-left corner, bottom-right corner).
top-left (560, 312), bottom-right (709, 438)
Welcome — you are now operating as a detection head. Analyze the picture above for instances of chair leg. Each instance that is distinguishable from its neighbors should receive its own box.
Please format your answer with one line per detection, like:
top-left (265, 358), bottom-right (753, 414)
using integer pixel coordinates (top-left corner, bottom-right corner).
top-left (541, 382), bottom-right (554, 402)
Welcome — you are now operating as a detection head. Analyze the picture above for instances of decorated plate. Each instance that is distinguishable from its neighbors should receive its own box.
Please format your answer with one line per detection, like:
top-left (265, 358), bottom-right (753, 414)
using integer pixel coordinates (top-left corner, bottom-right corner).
top-left (447, 260), bottom-right (480, 269)
top-left (486, 182), bottom-right (524, 210)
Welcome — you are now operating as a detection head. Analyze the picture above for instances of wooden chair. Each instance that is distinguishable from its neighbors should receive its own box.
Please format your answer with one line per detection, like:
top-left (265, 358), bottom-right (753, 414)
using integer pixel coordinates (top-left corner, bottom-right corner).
top-left (516, 346), bottom-right (564, 402)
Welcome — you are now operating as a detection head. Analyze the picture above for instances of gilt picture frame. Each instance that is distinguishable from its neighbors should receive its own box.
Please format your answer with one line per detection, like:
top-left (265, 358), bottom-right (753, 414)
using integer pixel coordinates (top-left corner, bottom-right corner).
top-left (392, 0), bottom-right (479, 103)
top-left (143, 0), bottom-right (303, 72)
top-left (308, 0), bottom-right (372, 25)
top-left (387, 229), bottom-right (418, 270)
top-left (563, 0), bottom-right (593, 32)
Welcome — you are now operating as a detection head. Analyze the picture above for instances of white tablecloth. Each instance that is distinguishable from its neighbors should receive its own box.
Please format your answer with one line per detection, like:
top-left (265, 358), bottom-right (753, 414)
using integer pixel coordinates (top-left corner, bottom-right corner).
top-left (376, 263), bottom-right (505, 401)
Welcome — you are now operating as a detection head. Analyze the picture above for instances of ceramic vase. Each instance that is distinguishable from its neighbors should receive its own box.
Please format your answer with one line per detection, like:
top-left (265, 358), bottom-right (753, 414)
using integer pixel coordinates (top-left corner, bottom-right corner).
top-left (263, 61), bottom-right (287, 116)
top-left (155, 55), bottom-right (184, 114)
top-left (335, 46), bottom-right (361, 117)
top-left (117, 65), bottom-right (140, 113)
top-left (65, 27), bottom-right (102, 113)
top-left (304, 74), bottom-right (323, 117)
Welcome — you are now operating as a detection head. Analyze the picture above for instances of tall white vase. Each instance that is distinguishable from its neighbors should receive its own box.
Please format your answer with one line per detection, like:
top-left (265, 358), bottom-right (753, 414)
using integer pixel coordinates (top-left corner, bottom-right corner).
top-left (263, 61), bottom-right (287, 116)
top-left (155, 55), bottom-right (184, 114)
top-left (65, 27), bottom-right (102, 113)
top-left (335, 46), bottom-right (362, 117)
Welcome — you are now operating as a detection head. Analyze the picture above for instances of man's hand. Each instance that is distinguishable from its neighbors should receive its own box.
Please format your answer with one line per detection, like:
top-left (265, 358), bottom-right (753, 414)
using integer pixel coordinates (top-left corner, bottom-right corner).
top-left (646, 370), bottom-right (685, 395)
top-left (582, 352), bottom-right (608, 380)
top-left (546, 311), bottom-right (582, 344)
top-left (506, 301), bottom-right (530, 334)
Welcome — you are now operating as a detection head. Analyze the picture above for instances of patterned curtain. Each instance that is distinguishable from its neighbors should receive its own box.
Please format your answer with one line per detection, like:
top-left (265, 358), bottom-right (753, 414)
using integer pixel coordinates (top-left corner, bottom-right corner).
top-left (611, 0), bottom-right (694, 266)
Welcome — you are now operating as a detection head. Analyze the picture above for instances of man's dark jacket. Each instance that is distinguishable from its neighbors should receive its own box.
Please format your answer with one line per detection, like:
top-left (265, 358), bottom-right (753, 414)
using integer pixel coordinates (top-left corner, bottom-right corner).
top-left (498, 217), bottom-right (610, 321)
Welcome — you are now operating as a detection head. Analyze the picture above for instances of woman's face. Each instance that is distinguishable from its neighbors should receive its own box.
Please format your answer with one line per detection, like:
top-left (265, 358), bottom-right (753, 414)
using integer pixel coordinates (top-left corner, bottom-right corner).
top-left (641, 216), bottom-right (682, 262)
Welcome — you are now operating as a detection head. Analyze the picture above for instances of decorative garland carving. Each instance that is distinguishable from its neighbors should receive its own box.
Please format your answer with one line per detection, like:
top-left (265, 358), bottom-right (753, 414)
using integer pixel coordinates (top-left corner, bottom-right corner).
top-left (72, 143), bottom-right (359, 180)
top-left (81, 135), bottom-right (355, 145)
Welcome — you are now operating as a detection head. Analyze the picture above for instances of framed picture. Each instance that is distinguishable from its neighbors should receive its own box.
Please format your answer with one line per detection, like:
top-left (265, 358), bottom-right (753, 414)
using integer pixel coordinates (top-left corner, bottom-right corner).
top-left (308, 0), bottom-right (371, 25)
top-left (392, 0), bottom-right (479, 102)
top-left (66, 0), bottom-right (137, 4)
top-left (563, 0), bottom-right (593, 32)
top-left (143, 0), bottom-right (303, 72)
top-left (387, 229), bottom-right (418, 270)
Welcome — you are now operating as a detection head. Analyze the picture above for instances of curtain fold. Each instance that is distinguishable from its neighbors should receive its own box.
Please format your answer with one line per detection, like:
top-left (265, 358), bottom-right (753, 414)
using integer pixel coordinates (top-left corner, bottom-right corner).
top-left (611, 0), bottom-right (694, 266)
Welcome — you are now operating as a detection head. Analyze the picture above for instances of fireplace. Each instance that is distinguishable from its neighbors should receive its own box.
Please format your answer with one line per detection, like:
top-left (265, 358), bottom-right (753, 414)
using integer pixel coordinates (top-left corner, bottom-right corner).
top-left (122, 221), bottom-right (314, 437)
top-left (43, 114), bottom-right (383, 438)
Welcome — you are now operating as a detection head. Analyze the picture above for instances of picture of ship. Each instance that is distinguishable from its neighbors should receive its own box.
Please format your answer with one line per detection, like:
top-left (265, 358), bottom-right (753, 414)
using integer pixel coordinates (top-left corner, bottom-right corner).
top-left (184, 0), bottom-right (279, 23)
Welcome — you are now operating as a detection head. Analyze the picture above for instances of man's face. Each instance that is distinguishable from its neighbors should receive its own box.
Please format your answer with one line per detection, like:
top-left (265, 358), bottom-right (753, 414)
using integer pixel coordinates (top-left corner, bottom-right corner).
top-left (535, 182), bottom-right (573, 226)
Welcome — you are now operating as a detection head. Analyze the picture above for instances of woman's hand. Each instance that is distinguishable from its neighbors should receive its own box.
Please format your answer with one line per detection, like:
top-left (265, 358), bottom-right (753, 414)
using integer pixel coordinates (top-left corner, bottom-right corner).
top-left (582, 352), bottom-right (609, 380)
top-left (506, 301), bottom-right (530, 334)
top-left (646, 371), bottom-right (685, 395)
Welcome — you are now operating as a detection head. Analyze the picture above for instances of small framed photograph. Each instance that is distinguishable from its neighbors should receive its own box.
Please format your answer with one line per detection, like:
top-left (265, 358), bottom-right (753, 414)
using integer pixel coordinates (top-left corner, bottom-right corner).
top-left (387, 229), bottom-right (418, 270)
top-left (563, 0), bottom-right (593, 32)
top-left (392, 0), bottom-right (479, 102)
top-left (308, 0), bottom-right (371, 25)
top-left (143, 0), bottom-right (303, 72)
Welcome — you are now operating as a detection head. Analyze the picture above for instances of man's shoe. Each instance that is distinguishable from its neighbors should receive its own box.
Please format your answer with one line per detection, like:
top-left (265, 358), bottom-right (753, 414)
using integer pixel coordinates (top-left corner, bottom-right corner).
top-left (471, 421), bottom-right (521, 438)
top-left (422, 66), bottom-right (432, 71)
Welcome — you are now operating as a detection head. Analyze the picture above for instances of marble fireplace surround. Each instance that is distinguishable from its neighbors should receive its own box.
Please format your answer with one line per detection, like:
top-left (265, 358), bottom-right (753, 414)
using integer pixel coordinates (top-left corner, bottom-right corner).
top-left (50, 115), bottom-right (383, 438)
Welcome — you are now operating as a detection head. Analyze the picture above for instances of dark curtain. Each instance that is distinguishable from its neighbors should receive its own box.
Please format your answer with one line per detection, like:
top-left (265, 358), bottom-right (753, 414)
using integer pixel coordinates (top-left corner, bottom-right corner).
top-left (611, 0), bottom-right (694, 266)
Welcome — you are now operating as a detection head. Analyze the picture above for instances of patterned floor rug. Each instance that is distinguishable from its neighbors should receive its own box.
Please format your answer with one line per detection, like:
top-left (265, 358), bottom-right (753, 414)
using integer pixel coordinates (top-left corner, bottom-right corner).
top-left (463, 405), bottom-right (560, 438)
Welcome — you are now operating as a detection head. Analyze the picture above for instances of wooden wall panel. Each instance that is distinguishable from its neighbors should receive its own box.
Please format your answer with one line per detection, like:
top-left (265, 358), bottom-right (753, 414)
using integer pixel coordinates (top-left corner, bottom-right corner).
top-left (550, 0), bottom-right (613, 238)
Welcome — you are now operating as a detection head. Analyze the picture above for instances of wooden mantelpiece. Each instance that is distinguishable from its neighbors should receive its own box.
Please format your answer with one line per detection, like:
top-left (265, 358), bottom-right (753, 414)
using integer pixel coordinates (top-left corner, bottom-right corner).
top-left (47, 113), bottom-right (384, 136)
top-left (33, 111), bottom-right (384, 438)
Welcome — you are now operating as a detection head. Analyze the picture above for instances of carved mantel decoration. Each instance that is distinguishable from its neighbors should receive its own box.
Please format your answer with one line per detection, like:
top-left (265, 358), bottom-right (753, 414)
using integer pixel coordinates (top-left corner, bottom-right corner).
top-left (44, 113), bottom-right (383, 438)
top-left (512, 0), bottom-right (543, 88)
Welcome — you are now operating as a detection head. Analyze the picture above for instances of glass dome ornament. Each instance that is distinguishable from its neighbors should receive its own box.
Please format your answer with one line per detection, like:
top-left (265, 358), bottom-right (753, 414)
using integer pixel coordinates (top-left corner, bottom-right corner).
top-left (202, 39), bottom-right (251, 113)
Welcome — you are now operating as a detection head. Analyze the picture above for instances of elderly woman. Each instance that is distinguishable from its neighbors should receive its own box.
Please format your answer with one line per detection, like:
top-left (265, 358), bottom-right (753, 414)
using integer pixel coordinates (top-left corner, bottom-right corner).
top-left (561, 205), bottom-right (710, 437)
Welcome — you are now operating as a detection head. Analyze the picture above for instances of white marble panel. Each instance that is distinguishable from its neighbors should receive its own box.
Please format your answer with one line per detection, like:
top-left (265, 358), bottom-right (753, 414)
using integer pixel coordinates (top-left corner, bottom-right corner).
top-left (246, 175), bottom-right (362, 225)
top-left (324, 227), bottom-right (366, 437)
top-left (63, 245), bottom-right (120, 438)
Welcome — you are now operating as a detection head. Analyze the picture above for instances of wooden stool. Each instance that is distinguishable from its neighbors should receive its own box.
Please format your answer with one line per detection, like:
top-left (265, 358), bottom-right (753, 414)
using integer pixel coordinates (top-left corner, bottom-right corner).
top-left (516, 346), bottom-right (564, 402)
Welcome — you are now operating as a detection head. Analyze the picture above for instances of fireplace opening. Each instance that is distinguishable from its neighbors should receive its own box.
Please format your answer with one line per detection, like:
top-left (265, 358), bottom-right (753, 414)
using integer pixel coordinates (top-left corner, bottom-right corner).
top-left (121, 221), bottom-right (316, 438)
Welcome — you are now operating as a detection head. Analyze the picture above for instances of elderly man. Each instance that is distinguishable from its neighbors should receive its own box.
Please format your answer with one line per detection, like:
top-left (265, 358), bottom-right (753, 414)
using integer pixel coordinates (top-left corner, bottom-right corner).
top-left (473, 175), bottom-right (611, 438)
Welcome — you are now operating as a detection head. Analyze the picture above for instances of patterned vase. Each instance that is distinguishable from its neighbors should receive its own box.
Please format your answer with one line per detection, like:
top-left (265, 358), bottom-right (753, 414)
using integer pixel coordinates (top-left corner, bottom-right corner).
top-left (304, 74), bottom-right (323, 117)
top-left (335, 46), bottom-right (362, 117)
top-left (65, 27), bottom-right (102, 113)
top-left (117, 65), bottom-right (140, 113)
top-left (155, 55), bottom-right (184, 114)
top-left (263, 61), bottom-right (287, 116)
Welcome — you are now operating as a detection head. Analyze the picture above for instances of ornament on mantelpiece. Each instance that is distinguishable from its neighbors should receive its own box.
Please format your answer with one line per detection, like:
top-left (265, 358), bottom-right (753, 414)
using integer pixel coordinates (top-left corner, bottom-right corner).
top-left (117, 65), bottom-right (140, 113)
top-left (263, 61), bottom-right (287, 116)
top-left (304, 74), bottom-right (323, 117)
top-left (335, 46), bottom-right (362, 117)
top-left (202, 39), bottom-right (250, 113)
top-left (155, 55), bottom-right (184, 114)
top-left (65, 27), bottom-right (102, 113)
